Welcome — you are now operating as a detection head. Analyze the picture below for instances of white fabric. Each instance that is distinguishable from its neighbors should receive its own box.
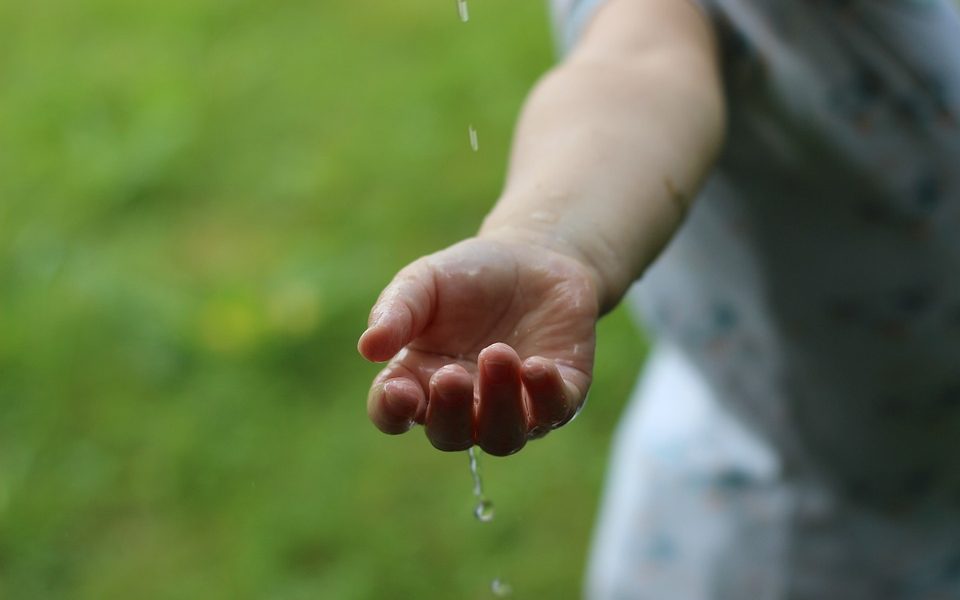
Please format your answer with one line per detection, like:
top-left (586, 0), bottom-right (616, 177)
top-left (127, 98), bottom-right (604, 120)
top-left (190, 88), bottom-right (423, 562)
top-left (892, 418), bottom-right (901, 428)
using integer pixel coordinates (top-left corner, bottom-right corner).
top-left (549, 0), bottom-right (960, 597)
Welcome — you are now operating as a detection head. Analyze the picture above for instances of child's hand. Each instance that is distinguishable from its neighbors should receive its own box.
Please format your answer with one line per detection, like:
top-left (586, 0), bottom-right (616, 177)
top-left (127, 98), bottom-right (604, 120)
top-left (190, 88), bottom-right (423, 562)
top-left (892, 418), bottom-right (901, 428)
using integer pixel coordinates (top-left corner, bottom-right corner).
top-left (358, 236), bottom-right (599, 456)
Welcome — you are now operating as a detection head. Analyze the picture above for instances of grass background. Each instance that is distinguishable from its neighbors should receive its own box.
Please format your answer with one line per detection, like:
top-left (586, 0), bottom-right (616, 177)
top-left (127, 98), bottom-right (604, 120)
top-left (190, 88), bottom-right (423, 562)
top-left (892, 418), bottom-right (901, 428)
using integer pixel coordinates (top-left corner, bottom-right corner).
top-left (0, 0), bottom-right (647, 597)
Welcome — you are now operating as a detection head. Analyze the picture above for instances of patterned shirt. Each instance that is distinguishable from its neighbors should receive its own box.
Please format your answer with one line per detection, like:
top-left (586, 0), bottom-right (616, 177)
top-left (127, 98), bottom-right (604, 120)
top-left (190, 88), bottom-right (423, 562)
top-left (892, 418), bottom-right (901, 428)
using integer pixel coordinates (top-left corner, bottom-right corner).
top-left (551, 1), bottom-right (960, 598)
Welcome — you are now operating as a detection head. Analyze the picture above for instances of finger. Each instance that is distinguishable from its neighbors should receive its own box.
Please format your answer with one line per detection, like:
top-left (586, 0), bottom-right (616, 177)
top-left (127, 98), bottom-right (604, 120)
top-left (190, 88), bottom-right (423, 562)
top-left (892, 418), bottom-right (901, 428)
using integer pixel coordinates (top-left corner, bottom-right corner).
top-left (425, 364), bottom-right (475, 452)
top-left (369, 348), bottom-right (473, 426)
top-left (358, 262), bottom-right (435, 362)
top-left (553, 362), bottom-right (592, 427)
top-left (367, 368), bottom-right (426, 434)
top-left (521, 356), bottom-right (572, 434)
top-left (476, 343), bottom-right (527, 456)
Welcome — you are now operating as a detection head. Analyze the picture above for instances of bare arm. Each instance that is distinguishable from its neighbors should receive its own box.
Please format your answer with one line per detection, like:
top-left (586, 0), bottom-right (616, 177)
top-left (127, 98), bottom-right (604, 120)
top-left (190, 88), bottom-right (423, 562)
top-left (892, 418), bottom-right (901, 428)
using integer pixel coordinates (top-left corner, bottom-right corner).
top-left (359, 0), bottom-right (725, 455)
top-left (481, 0), bottom-right (725, 313)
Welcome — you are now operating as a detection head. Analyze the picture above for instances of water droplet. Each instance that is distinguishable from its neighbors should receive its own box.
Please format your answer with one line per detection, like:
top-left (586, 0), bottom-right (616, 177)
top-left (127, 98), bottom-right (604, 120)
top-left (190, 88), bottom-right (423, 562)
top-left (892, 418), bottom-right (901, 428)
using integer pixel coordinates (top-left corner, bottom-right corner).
top-left (467, 447), bottom-right (495, 522)
top-left (457, 0), bottom-right (469, 22)
top-left (491, 578), bottom-right (513, 597)
top-left (468, 125), bottom-right (479, 151)
top-left (474, 498), bottom-right (495, 522)
top-left (468, 446), bottom-right (483, 496)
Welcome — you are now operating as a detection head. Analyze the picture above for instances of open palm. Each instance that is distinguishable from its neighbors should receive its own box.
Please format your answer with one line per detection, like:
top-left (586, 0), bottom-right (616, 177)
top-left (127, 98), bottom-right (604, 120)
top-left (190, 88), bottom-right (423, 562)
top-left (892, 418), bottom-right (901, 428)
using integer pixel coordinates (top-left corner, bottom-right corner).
top-left (358, 237), bottom-right (599, 456)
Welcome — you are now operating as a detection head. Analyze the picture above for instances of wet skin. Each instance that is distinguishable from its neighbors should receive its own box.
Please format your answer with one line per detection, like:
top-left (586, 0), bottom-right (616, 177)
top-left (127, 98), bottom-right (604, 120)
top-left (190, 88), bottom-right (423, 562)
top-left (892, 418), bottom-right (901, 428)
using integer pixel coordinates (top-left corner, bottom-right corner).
top-left (358, 0), bottom-right (723, 458)
top-left (358, 237), bottom-right (598, 456)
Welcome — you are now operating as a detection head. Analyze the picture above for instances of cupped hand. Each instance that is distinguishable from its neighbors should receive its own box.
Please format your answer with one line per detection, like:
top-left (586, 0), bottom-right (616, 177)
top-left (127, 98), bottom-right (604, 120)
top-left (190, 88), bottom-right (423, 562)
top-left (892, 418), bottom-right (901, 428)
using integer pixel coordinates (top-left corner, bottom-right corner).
top-left (358, 236), bottom-right (599, 456)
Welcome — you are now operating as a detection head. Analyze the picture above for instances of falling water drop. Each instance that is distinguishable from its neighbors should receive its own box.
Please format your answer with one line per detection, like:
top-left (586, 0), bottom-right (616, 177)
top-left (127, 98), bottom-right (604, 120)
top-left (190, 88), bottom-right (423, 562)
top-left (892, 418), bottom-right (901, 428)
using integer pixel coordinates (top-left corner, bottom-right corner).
top-left (457, 0), bottom-right (469, 22)
top-left (469, 125), bottom-right (479, 151)
top-left (491, 578), bottom-right (513, 597)
top-left (466, 446), bottom-right (498, 523)
top-left (467, 446), bottom-right (494, 522)
top-left (468, 446), bottom-right (482, 496)
top-left (474, 498), bottom-right (495, 522)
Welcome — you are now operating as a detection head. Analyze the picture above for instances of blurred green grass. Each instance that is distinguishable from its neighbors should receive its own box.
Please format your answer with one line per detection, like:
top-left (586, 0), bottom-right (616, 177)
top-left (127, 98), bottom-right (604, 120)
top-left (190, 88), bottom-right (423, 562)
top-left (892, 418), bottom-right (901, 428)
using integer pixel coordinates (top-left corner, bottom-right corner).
top-left (0, 0), bottom-right (646, 598)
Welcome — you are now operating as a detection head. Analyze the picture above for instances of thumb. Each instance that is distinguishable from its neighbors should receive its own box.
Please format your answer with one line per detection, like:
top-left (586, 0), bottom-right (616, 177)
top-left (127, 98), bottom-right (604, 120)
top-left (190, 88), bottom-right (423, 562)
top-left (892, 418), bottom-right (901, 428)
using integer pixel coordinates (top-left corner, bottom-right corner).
top-left (358, 260), bottom-right (436, 362)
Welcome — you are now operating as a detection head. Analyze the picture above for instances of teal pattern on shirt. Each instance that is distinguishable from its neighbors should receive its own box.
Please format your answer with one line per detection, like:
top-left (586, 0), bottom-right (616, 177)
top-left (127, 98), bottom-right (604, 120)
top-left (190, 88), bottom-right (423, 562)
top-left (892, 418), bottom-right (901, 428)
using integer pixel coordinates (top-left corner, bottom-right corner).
top-left (550, 0), bottom-right (960, 598)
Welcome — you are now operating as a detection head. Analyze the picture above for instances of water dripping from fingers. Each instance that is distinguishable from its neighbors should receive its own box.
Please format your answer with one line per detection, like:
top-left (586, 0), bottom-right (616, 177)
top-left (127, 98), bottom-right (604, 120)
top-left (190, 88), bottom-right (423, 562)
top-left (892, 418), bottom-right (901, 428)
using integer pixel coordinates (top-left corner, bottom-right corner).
top-left (475, 498), bottom-right (495, 523)
top-left (468, 448), bottom-right (511, 594)
top-left (455, 3), bottom-right (513, 594)
top-left (467, 446), bottom-right (494, 522)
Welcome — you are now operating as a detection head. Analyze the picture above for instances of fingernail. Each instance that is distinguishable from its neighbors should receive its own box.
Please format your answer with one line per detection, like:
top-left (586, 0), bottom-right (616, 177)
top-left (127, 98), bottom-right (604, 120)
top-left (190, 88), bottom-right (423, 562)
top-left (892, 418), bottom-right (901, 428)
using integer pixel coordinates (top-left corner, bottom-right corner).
top-left (524, 361), bottom-right (550, 380)
top-left (382, 379), bottom-right (400, 397)
top-left (383, 381), bottom-right (416, 416)
top-left (484, 360), bottom-right (513, 377)
top-left (436, 383), bottom-right (469, 406)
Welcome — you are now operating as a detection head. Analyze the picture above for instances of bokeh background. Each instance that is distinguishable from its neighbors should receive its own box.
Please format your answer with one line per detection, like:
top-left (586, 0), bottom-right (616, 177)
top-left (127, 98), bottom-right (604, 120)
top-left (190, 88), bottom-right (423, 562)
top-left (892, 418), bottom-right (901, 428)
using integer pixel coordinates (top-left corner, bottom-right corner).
top-left (0, 0), bottom-right (647, 597)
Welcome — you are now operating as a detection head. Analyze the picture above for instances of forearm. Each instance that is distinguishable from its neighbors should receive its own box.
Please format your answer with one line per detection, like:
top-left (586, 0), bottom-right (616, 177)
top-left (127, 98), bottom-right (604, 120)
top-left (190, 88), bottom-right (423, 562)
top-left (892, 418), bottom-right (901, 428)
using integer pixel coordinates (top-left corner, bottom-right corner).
top-left (479, 0), bottom-right (725, 313)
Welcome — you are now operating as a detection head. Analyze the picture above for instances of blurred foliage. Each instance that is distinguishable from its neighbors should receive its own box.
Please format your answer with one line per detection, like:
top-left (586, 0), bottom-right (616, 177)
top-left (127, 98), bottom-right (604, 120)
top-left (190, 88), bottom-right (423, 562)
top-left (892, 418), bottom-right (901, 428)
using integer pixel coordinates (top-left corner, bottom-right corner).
top-left (0, 0), bottom-right (646, 598)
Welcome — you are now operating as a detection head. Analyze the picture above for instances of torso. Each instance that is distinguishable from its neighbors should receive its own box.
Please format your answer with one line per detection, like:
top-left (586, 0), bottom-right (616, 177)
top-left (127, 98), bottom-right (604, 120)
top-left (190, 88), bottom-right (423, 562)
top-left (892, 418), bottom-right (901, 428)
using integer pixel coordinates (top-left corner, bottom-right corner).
top-left (634, 0), bottom-right (960, 509)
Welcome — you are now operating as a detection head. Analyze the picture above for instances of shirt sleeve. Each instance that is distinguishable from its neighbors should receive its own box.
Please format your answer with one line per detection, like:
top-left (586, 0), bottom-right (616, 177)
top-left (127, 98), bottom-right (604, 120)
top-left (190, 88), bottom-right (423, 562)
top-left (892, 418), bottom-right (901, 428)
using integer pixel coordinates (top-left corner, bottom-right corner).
top-left (548, 0), bottom-right (611, 55)
top-left (548, 0), bottom-right (713, 57)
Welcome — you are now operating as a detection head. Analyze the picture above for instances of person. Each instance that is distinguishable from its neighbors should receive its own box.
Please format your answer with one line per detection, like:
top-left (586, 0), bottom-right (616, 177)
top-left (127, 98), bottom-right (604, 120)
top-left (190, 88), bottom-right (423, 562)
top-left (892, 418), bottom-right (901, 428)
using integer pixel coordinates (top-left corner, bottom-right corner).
top-left (358, 0), bottom-right (960, 597)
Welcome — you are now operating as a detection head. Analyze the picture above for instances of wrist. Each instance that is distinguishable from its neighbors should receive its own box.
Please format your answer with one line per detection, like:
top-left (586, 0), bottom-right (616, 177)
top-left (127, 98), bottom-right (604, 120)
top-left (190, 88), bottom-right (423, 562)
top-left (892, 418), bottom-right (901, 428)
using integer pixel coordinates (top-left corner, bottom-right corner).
top-left (478, 211), bottom-right (626, 315)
